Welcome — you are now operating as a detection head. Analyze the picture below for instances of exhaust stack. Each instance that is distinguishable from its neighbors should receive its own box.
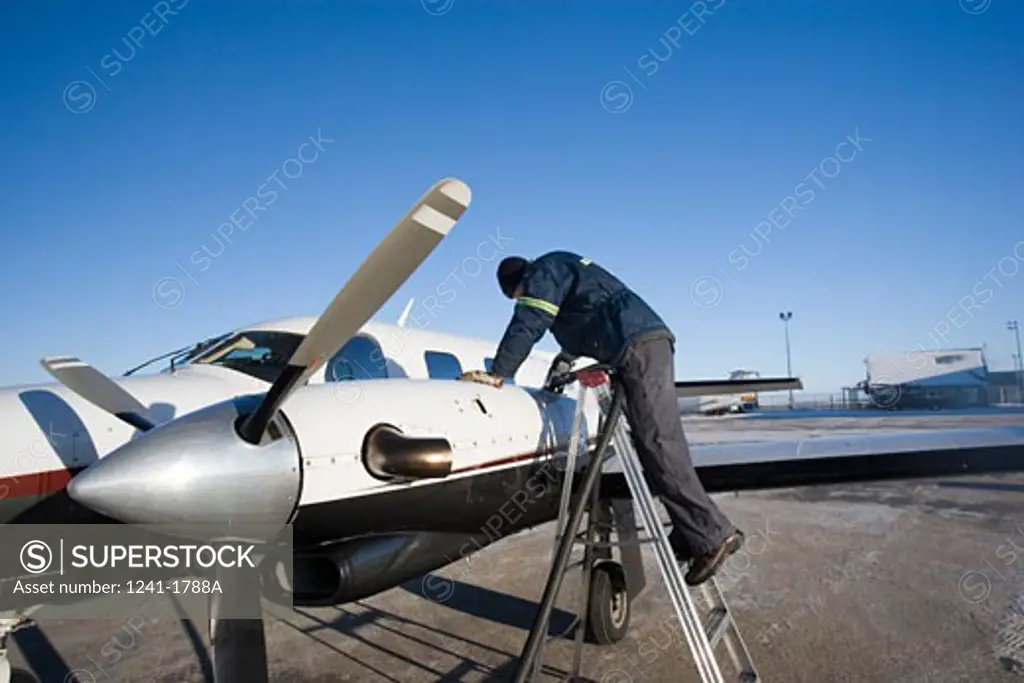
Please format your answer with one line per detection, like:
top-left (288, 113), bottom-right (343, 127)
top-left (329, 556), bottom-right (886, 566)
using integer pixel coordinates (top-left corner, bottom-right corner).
top-left (363, 424), bottom-right (453, 480)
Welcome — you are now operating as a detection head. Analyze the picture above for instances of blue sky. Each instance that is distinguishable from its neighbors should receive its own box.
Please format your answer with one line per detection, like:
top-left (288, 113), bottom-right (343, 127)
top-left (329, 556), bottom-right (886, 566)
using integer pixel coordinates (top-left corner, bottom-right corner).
top-left (1, 0), bottom-right (1021, 393)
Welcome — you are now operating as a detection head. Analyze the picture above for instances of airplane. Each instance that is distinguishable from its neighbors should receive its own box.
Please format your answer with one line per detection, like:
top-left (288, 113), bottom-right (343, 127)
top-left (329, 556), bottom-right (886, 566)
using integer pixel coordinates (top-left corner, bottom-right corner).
top-left (678, 369), bottom-right (763, 416)
top-left (2, 177), bottom-right (1023, 683)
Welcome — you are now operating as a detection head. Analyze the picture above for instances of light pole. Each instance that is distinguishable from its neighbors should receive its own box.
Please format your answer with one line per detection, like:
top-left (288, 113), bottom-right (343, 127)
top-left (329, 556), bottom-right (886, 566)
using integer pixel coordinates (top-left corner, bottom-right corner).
top-left (779, 311), bottom-right (794, 409)
top-left (1009, 320), bottom-right (1023, 400)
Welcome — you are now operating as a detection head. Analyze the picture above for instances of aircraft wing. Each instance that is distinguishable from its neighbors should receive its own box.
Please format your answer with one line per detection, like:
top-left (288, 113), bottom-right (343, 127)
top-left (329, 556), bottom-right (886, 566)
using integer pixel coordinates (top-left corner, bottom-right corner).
top-left (600, 426), bottom-right (1024, 493)
top-left (675, 377), bottom-right (803, 398)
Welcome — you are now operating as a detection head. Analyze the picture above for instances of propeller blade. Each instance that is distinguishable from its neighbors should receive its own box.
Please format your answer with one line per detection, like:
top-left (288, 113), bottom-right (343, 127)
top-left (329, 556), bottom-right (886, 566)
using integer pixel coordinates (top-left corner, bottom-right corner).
top-left (237, 177), bottom-right (472, 444)
top-left (210, 615), bottom-right (269, 683)
top-left (208, 562), bottom-right (270, 683)
top-left (40, 356), bottom-right (156, 431)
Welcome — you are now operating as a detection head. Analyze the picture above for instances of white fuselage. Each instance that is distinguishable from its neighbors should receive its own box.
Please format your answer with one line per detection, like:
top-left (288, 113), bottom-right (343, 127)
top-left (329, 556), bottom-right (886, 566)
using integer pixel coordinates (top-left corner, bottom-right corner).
top-left (0, 317), bottom-right (601, 525)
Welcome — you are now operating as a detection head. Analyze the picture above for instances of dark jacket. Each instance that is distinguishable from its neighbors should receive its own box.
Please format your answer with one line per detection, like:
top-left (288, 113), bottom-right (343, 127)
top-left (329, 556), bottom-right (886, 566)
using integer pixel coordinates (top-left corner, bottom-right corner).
top-left (489, 251), bottom-right (673, 378)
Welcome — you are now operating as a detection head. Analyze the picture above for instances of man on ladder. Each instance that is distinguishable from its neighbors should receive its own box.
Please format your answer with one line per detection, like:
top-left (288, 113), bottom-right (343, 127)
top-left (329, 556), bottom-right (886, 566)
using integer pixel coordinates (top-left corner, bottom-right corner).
top-left (457, 251), bottom-right (744, 586)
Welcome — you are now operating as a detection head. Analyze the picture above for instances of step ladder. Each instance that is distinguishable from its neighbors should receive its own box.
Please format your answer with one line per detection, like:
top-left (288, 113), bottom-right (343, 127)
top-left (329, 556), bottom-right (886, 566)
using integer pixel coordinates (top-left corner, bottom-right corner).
top-left (511, 365), bottom-right (760, 683)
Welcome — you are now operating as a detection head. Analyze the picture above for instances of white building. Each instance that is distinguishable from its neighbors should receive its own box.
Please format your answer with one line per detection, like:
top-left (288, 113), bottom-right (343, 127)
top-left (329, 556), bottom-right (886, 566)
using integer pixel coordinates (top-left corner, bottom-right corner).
top-left (862, 348), bottom-right (989, 409)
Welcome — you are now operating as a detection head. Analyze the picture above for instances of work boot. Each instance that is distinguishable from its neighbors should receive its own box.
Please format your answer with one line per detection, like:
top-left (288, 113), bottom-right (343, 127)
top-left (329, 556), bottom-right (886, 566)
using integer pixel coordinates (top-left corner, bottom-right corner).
top-left (668, 529), bottom-right (692, 565)
top-left (684, 530), bottom-right (744, 586)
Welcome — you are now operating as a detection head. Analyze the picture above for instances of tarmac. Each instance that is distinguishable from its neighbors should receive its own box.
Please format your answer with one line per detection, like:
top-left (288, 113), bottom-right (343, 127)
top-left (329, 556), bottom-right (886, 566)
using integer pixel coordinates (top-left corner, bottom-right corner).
top-left (7, 408), bottom-right (1024, 682)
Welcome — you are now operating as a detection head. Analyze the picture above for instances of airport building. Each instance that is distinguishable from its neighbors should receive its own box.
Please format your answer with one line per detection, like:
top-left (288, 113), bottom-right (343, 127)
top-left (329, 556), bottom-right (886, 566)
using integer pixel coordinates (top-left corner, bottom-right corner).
top-left (989, 369), bottom-right (1024, 404)
top-left (862, 348), bottom-right (990, 409)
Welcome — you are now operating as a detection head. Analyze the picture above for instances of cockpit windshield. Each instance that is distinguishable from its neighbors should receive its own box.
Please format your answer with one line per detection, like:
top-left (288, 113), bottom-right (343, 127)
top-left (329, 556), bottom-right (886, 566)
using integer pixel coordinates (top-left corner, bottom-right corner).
top-left (122, 332), bottom-right (233, 377)
top-left (189, 330), bottom-right (306, 383)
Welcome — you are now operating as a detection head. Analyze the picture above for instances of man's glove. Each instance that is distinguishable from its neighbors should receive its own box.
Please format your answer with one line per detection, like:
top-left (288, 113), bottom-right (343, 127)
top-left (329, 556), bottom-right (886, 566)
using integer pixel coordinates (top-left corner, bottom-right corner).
top-left (457, 370), bottom-right (504, 388)
top-left (544, 351), bottom-right (577, 393)
top-left (577, 368), bottom-right (609, 388)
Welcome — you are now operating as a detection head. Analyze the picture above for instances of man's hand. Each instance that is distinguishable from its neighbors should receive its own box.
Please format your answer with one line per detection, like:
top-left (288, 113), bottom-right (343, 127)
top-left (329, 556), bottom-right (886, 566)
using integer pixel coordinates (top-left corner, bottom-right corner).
top-left (544, 351), bottom-right (576, 393)
top-left (457, 370), bottom-right (504, 388)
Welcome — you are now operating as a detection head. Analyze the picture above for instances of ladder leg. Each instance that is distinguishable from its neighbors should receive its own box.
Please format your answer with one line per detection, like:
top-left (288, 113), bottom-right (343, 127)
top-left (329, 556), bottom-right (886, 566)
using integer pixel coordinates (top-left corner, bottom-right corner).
top-left (603, 380), bottom-right (727, 683)
top-left (529, 386), bottom-right (589, 682)
top-left (554, 388), bottom-right (588, 544)
top-left (519, 371), bottom-right (761, 683)
top-left (607, 393), bottom-right (761, 683)
top-left (570, 461), bottom-right (604, 679)
top-left (511, 387), bottom-right (626, 683)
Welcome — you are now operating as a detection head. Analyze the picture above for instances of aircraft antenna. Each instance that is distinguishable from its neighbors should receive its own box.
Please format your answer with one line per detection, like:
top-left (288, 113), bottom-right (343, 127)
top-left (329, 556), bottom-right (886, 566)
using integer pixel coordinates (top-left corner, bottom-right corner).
top-left (396, 298), bottom-right (415, 328)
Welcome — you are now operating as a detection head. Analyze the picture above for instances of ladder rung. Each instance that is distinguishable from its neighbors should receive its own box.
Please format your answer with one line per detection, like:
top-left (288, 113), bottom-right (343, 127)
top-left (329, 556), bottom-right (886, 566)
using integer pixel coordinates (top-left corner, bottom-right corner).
top-left (704, 607), bottom-right (731, 648)
top-left (542, 614), bottom-right (580, 645)
top-left (580, 537), bottom-right (657, 549)
top-left (564, 532), bottom-right (671, 550)
top-left (561, 523), bottom-right (672, 544)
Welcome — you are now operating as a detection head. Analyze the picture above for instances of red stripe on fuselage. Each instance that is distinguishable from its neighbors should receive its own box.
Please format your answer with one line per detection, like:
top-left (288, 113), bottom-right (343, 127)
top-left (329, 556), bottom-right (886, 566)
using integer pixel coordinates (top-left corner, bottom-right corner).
top-left (0, 467), bottom-right (84, 500)
top-left (0, 438), bottom-right (600, 501)
top-left (449, 436), bottom-right (600, 474)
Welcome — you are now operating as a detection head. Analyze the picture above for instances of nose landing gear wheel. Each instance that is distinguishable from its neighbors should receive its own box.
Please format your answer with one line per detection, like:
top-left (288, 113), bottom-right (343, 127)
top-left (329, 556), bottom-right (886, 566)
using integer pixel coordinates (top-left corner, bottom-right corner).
top-left (584, 561), bottom-right (630, 645)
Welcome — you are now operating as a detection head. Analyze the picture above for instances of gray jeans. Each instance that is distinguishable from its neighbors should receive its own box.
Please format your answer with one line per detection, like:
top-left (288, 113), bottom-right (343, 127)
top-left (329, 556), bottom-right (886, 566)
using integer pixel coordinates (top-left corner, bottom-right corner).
top-left (617, 337), bottom-right (734, 557)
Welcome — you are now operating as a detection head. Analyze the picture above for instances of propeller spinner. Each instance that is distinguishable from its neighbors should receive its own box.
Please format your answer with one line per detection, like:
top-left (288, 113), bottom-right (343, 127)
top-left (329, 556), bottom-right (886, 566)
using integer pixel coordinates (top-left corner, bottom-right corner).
top-left (61, 178), bottom-right (473, 539)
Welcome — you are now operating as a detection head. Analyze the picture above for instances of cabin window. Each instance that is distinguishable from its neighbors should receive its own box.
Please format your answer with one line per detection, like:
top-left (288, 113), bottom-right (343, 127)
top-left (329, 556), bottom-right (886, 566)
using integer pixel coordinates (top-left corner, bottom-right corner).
top-left (424, 351), bottom-right (463, 379)
top-left (484, 357), bottom-right (516, 385)
top-left (935, 354), bottom-right (965, 365)
top-left (325, 335), bottom-right (388, 381)
top-left (189, 330), bottom-right (304, 383)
